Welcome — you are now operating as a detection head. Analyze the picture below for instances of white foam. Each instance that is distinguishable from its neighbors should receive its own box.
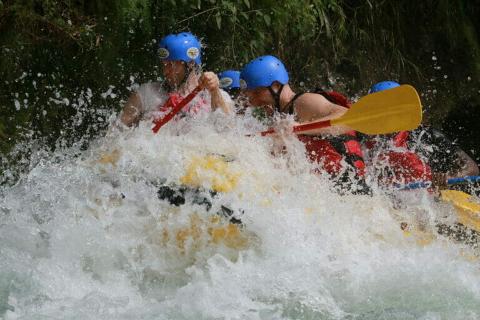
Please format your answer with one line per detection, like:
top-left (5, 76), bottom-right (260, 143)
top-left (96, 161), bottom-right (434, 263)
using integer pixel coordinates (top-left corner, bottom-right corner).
top-left (1, 111), bottom-right (479, 319)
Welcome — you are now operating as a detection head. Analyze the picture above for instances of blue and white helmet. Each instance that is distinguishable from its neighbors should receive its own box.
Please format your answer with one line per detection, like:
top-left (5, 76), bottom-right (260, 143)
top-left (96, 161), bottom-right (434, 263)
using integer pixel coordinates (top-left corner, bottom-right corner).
top-left (240, 55), bottom-right (289, 89)
top-left (218, 70), bottom-right (241, 90)
top-left (158, 32), bottom-right (202, 65)
top-left (369, 81), bottom-right (400, 93)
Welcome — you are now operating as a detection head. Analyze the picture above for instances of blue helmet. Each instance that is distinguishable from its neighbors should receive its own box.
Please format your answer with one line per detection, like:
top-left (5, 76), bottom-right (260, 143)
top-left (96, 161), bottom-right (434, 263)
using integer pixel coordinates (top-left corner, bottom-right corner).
top-left (369, 81), bottom-right (400, 93)
top-left (158, 32), bottom-right (202, 65)
top-left (240, 55), bottom-right (289, 89)
top-left (218, 70), bottom-right (240, 90)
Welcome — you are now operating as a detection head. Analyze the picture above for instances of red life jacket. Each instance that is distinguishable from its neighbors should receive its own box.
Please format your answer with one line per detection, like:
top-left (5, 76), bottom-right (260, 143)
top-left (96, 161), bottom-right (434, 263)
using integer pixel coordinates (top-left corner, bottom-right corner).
top-left (157, 91), bottom-right (209, 117)
top-left (298, 134), bottom-right (366, 177)
top-left (286, 89), bottom-right (366, 178)
top-left (374, 131), bottom-right (432, 184)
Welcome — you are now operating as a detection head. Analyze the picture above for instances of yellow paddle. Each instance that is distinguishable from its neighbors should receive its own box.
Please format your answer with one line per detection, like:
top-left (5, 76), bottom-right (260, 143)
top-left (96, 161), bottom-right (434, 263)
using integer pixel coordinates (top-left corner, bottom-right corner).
top-left (261, 84), bottom-right (423, 136)
top-left (402, 178), bottom-right (480, 233)
top-left (440, 190), bottom-right (480, 232)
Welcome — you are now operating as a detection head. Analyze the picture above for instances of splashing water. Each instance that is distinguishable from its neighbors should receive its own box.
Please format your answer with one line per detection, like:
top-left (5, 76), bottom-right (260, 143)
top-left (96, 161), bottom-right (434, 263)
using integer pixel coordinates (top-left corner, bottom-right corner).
top-left (1, 110), bottom-right (480, 319)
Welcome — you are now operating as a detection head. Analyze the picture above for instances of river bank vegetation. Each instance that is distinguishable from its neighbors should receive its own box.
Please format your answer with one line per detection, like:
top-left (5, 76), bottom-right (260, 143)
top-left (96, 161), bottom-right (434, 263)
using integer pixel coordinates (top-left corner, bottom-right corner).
top-left (1, 0), bottom-right (479, 183)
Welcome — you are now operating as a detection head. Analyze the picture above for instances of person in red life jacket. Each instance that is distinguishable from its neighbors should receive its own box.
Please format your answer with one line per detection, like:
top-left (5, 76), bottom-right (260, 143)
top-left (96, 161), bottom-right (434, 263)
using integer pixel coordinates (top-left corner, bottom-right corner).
top-left (363, 81), bottom-right (432, 187)
top-left (240, 55), bottom-right (370, 194)
top-left (409, 127), bottom-right (479, 189)
top-left (120, 32), bottom-right (232, 127)
top-left (366, 81), bottom-right (478, 189)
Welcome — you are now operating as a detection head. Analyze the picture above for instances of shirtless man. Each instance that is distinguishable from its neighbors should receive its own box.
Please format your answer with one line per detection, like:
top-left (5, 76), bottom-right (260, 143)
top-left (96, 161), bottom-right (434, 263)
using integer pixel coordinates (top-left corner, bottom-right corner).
top-left (240, 55), bottom-right (369, 194)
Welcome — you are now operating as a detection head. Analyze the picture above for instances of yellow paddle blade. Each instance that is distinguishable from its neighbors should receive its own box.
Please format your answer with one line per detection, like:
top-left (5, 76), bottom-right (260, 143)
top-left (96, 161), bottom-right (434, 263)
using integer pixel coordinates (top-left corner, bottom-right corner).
top-left (331, 85), bottom-right (423, 134)
top-left (441, 190), bottom-right (480, 232)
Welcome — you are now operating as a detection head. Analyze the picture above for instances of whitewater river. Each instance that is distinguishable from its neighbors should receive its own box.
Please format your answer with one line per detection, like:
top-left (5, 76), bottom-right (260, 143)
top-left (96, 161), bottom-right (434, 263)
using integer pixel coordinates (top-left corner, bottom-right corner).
top-left (1, 111), bottom-right (479, 319)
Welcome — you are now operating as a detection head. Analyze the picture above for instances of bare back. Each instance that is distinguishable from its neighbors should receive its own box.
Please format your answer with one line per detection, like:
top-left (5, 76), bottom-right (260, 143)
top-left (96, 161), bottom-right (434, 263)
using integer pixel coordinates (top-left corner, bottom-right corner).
top-left (293, 92), bottom-right (347, 123)
top-left (288, 92), bottom-right (351, 135)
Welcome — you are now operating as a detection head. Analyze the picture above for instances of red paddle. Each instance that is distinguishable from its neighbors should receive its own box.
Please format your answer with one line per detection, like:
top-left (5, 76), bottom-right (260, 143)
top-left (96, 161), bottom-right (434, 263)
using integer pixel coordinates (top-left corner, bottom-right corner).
top-left (152, 85), bottom-right (202, 133)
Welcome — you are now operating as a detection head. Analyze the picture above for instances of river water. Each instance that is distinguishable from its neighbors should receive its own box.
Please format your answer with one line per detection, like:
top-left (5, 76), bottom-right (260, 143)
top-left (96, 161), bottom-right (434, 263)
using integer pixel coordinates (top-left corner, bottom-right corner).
top-left (1, 111), bottom-right (479, 319)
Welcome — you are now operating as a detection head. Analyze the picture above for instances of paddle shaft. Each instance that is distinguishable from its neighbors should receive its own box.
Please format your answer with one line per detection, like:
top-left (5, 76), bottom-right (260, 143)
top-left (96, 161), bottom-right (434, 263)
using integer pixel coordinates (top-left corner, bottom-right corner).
top-left (402, 175), bottom-right (480, 190)
top-left (152, 85), bottom-right (202, 133)
top-left (448, 175), bottom-right (480, 185)
top-left (260, 120), bottom-right (332, 136)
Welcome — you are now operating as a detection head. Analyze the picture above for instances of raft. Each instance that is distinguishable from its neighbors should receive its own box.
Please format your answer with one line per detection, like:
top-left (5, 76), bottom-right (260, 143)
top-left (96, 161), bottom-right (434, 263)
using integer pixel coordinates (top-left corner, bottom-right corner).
top-left (157, 154), bottom-right (248, 251)
top-left (174, 154), bottom-right (480, 248)
top-left (98, 150), bottom-right (480, 249)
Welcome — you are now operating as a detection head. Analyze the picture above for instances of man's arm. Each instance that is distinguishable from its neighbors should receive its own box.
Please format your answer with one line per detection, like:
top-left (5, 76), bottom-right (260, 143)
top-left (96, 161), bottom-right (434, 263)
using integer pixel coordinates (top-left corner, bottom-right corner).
top-left (451, 149), bottom-right (479, 177)
top-left (424, 128), bottom-right (479, 187)
top-left (120, 92), bottom-right (143, 127)
top-left (199, 72), bottom-right (232, 114)
top-left (431, 149), bottom-right (479, 188)
top-left (210, 88), bottom-right (233, 114)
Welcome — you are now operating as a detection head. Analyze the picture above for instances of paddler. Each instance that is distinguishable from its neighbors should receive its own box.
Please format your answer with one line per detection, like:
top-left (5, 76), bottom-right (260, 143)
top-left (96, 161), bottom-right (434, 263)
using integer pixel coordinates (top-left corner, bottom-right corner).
top-left (365, 81), bottom-right (478, 189)
top-left (119, 32), bottom-right (233, 127)
top-left (218, 69), bottom-right (253, 115)
top-left (218, 70), bottom-right (241, 99)
top-left (115, 32), bottom-right (238, 222)
top-left (239, 55), bottom-right (370, 194)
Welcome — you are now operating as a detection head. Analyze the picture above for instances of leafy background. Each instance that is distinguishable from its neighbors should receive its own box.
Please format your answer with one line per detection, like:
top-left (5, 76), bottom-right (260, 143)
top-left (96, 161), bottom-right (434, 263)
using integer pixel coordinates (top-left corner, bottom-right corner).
top-left (1, 0), bottom-right (479, 182)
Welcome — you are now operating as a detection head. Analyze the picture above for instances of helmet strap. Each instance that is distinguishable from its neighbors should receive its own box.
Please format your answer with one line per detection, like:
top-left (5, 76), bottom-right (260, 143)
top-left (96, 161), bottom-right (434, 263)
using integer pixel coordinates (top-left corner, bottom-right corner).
top-left (180, 62), bottom-right (192, 87)
top-left (268, 84), bottom-right (284, 113)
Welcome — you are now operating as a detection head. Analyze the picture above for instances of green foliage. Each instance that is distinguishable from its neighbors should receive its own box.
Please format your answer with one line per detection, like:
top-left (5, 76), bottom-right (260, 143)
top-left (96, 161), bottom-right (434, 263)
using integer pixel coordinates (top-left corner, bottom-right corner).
top-left (1, 0), bottom-right (480, 179)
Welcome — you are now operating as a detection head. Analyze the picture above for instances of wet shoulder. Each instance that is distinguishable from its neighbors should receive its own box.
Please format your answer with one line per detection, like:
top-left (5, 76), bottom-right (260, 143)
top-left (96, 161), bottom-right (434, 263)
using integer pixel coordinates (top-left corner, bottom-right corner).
top-left (295, 92), bottom-right (338, 109)
top-left (137, 81), bottom-right (163, 97)
top-left (293, 92), bottom-right (340, 120)
top-left (136, 81), bottom-right (168, 113)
